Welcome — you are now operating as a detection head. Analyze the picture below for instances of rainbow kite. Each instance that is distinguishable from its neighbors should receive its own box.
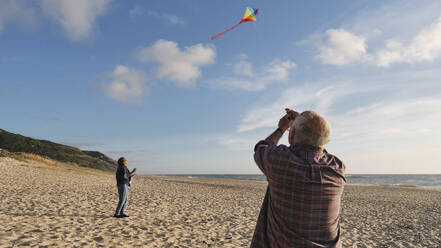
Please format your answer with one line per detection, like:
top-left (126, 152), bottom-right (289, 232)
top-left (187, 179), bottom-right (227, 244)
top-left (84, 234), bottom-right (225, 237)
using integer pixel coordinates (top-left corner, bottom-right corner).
top-left (211, 7), bottom-right (258, 40)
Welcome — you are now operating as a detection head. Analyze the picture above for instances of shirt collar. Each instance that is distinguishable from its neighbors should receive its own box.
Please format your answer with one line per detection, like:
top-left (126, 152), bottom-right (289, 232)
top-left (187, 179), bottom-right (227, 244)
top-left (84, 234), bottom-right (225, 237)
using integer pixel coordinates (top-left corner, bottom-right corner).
top-left (290, 143), bottom-right (326, 161)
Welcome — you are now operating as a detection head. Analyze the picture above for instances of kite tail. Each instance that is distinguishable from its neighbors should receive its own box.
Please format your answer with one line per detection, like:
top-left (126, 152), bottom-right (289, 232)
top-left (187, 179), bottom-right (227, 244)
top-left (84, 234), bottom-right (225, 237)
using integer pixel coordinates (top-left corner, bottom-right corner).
top-left (211, 21), bottom-right (244, 40)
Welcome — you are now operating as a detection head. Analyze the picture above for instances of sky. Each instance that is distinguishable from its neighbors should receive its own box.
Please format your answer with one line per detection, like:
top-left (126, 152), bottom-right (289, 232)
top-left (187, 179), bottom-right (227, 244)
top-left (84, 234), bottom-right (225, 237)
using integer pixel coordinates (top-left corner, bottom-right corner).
top-left (1, 0), bottom-right (441, 174)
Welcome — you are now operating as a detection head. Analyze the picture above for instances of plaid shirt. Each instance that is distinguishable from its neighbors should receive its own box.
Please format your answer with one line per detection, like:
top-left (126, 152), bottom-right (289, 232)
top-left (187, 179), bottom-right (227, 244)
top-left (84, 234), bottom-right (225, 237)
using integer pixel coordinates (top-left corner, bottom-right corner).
top-left (251, 139), bottom-right (346, 248)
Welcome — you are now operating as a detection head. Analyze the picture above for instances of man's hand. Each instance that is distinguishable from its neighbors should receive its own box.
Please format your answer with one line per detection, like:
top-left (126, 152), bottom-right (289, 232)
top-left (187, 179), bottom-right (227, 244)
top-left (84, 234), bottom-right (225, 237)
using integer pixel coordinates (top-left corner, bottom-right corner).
top-left (266, 108), bottom-right (299, 145)
top-left (131, 168), bottom-right (137, 173)
top-left (278, 108), bottom-right (299, 131)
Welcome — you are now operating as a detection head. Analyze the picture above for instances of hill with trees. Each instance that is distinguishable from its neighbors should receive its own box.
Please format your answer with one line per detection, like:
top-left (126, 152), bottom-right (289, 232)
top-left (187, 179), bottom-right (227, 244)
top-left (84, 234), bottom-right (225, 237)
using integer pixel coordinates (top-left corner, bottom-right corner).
top-left (0, 129), bottom-right (116, 171)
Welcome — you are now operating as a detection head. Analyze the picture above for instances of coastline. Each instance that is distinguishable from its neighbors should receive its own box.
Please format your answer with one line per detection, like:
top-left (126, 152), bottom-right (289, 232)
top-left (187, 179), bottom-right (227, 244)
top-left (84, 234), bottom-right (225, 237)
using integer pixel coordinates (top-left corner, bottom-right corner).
top-left (161, 174), bottom-right (441, 190)
top-left (1, 157), bottom-right (440, 247)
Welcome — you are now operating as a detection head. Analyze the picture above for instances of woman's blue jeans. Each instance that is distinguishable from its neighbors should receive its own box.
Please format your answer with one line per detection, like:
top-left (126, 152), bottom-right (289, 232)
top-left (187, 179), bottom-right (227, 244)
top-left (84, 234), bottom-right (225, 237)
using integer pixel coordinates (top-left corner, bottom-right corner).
top-left (115, 184), bottom-right (129, 216)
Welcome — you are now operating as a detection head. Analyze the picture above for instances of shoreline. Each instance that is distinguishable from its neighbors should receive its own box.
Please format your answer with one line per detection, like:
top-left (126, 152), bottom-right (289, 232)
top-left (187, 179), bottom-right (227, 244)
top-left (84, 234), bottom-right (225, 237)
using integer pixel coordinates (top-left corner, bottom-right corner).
top-left (151, 174), bottom-right (441, 190)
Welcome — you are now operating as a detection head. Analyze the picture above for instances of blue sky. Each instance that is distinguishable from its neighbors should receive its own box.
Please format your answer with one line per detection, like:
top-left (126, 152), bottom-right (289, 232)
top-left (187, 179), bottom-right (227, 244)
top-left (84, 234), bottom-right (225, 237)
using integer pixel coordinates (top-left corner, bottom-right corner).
top-left (1, 0), bottom-right (441, 174)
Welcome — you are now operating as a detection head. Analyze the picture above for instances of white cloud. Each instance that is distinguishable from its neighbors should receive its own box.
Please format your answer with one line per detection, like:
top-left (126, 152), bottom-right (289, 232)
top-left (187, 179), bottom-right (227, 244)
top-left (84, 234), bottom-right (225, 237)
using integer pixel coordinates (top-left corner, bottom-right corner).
top-left (163, 14), bottom-right (184, 25)
top-left (331, 98), bottom-right (441, 142)
top-left (342, 146), bottom-right (441, 174)
top-left (219, 138), bottom-right (256, 150)
top-left (214, 56), bottom-right (296, 91)
top-left (234, 60), bottom-right (254, 77)
top-left (237, 77), bottom-right (441, 135)
top-left (40, 0), bottom-right (111, 41)
top-left (215, 78), bottom-right (265, 91)
top-left (328, 95), bottom-right (441, 174)
top-left (129, 5), bottom-right (144, 20)
top-left (317, 29), bottom-right (369, 65)
top-left (136, 40), bottom-right (216, 87)
top-left (376, 16), bottom-right (441, 67)
top-left (147, 10), bottom-right (184, 25)
top-left (263, 60), bottom-right (297, 81)
top-left (99, 65), bottom-right (147, 103)
top-left (342, 0), bottom-right (441, 42)
top-left (237, 83), bottom-right (359, 132)
top-left (310, 2), bottom-right (441, 68)
top-left (0, 0), bottom-right (36, 33)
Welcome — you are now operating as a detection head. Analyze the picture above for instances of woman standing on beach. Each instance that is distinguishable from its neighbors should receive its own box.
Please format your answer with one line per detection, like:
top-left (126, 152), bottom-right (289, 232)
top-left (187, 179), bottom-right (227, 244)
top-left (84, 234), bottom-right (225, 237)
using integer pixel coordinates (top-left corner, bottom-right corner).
top-left (114, 157), bottom-right (136, 218)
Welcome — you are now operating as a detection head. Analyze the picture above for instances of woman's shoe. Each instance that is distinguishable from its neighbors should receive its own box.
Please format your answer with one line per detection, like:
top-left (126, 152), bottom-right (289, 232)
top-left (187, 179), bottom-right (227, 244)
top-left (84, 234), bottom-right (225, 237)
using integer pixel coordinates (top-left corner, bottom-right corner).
top-left (121, 214), bottom-right (129, 218)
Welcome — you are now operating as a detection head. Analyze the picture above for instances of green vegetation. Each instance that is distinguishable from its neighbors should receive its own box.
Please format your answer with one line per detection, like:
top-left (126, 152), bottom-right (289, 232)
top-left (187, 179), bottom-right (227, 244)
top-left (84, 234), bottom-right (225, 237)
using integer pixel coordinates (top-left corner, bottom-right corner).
top-left (0, 129), bottom-right (117, 171)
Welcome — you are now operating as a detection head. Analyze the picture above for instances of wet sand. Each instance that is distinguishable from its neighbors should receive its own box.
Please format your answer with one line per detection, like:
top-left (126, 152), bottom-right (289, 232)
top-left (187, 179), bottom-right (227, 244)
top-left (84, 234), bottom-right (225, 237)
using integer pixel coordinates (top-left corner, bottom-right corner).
top-left (0, 157), bottom-right (440, 247)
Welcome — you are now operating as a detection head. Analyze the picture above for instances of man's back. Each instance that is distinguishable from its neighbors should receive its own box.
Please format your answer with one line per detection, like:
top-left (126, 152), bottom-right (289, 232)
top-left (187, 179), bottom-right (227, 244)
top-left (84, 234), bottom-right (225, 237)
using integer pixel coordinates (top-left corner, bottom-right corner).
top-left (252, 140), bottom-right (346, 248)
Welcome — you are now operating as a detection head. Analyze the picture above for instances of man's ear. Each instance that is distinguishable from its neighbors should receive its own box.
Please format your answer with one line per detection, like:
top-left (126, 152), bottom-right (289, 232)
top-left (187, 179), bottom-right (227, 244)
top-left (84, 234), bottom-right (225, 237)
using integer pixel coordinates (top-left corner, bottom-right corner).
top-left (288, 130), bottom-right (295, 145)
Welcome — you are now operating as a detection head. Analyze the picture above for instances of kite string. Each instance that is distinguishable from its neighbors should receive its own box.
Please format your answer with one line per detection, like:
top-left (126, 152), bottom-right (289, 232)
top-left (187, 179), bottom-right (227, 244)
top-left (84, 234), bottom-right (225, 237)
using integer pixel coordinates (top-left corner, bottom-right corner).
top-left (211, 21), bottom-right (244, 40)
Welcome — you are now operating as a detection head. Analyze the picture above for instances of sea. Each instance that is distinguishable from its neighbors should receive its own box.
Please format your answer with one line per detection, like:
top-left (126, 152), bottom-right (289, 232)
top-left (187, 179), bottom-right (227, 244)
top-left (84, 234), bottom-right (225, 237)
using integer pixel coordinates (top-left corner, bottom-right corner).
top-left (164, 174), bottom-right (441, 188)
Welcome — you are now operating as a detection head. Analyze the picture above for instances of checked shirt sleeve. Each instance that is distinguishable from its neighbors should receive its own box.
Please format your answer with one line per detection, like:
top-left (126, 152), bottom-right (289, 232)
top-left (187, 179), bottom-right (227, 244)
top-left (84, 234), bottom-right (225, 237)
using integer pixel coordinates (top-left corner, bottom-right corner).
top-left (253, 139), bottom-right (275, 176)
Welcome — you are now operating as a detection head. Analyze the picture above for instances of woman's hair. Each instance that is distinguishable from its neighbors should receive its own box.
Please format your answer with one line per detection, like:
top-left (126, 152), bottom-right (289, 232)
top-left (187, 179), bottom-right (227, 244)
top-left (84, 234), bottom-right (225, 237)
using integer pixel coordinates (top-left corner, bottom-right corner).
top-left (116, 157), bottom-right (126, 171)
top-left (118, 157), bottom-right (126, 166)
top-left (291, 111), bottom-right (331, 148)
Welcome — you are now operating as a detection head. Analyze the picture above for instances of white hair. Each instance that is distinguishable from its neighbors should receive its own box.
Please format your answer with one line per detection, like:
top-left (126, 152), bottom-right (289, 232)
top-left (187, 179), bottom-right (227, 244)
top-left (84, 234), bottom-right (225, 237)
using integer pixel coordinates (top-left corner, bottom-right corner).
top-left (290, 111), bottom-right (331, 148)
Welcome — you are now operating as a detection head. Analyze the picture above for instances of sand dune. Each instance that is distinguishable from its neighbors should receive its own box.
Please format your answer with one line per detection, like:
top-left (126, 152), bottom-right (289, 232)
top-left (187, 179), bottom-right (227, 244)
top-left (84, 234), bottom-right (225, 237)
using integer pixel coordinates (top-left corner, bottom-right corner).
top-left (0, 157), bottom-right (440, 247)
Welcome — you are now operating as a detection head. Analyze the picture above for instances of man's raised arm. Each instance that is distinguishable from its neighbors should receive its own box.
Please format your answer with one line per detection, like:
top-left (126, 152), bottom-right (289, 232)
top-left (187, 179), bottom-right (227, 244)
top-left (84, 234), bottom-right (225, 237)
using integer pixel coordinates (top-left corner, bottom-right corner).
top-left (254, 108), bottom-right (299, 174)
top-left (265, 108), bottom-right (299, 145)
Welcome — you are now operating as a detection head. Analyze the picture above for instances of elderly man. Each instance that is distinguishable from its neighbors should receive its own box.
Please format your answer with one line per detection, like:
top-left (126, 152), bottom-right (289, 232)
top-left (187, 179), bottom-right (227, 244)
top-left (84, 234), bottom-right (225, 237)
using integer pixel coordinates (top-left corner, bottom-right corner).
top-left (251, 109), bottom-right (346, 248)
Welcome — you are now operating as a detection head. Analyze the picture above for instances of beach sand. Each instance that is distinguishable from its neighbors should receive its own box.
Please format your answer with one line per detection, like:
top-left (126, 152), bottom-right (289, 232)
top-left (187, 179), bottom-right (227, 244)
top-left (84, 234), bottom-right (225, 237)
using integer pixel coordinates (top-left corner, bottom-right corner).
top-left (0, 157), bottom-right (440, 247)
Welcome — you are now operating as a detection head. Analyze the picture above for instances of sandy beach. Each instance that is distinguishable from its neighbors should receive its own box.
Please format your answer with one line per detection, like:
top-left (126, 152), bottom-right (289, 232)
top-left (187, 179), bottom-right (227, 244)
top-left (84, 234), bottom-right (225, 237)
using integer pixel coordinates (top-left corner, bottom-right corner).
top-left (0, 157), bottom-right (440, 247)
